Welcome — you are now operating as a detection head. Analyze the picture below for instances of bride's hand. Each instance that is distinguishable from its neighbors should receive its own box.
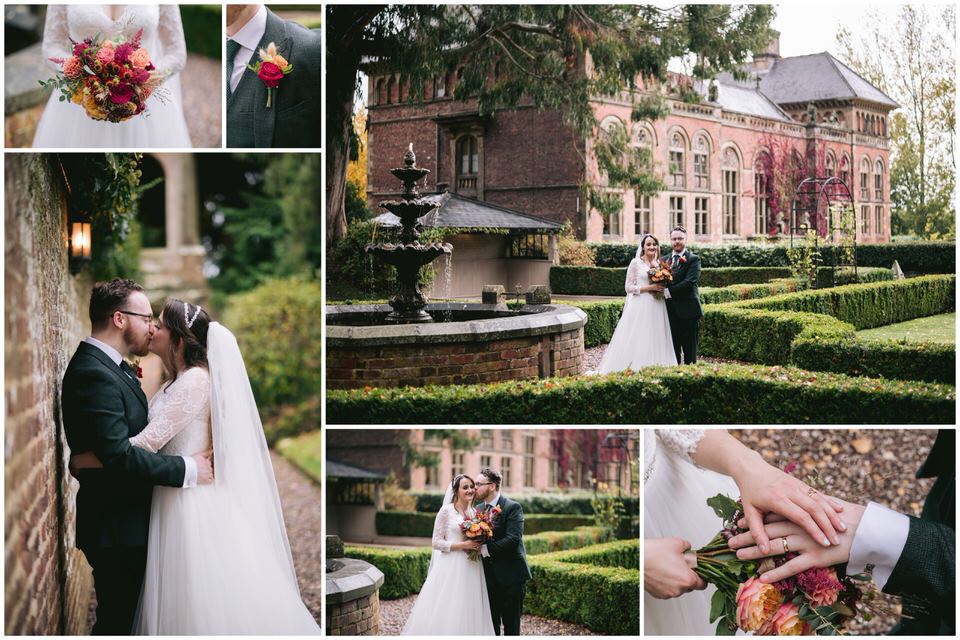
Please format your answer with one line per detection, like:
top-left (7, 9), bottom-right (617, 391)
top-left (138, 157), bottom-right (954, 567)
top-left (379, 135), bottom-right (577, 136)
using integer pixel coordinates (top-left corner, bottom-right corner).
top-left (455, 540), bottom-right (482, 552)
top-left (643, 537), bottom-right (706, 599)
top-left (727, 499), bottom-right (865, 584)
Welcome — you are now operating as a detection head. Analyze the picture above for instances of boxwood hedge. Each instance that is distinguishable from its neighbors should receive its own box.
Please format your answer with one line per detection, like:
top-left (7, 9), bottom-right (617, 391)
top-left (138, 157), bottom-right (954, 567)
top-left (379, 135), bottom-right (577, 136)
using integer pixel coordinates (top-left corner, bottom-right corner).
top-left (411, 492), bottom-right (639, 517)
top-left (791, 336), bottom-right (955, 384)
top-left (326, 363), bottom-right (954, 424)
top-left (550, 265), bottom-right (795, 295)
top-left (375, 511), bottom-right (595, 537)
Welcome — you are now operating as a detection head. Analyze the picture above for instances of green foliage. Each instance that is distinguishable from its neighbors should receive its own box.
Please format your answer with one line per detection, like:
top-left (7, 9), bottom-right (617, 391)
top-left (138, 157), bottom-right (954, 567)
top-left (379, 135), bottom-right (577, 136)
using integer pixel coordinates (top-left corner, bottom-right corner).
top-left (591, 491), bottom-right (626, 541)
top-left (401, 429), bottom-right (479, 469)
top-left (787, 230), bottom-right (821, 283)
top-left (326, 362), bottom-right (954, 424)
top-left (558, 232), bottom-right (596, 266)
top-left (181, 5), bottom-right (222, 58)
top-left (263, 154), bottom-right (323, 277)
top-left (274, 429), bottom-right (321, 482)
top-left (791, 335), bottom-right (955, 385)
top-left (526, 541), bottom-right (640, 634)
top-left (261, 396), bottom-right (320, 445)
top-left (344, 179), bottom-right (373, 225)
top-left (550, 265), bottom-right (796, 295)
top-left (858, 312), bottom-right (955, 344)
top-left (375, 511), bottom-right (595, 537)
top-left (700, 279), bottom-right (803, 304)
top-left (221, 276), bottom-right (321, 418)
top-left (411, 492), bottom-right (639, 517)
top-left (326, 220), bottom-right (395, 299)
top-left (382, 473), bottom-right (418, 512)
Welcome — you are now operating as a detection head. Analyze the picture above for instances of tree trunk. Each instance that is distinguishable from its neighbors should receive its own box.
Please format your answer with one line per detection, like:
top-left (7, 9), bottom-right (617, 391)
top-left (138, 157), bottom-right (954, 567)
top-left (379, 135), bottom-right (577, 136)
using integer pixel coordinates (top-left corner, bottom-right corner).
top-left (325, 59), bottom-right (355, 250)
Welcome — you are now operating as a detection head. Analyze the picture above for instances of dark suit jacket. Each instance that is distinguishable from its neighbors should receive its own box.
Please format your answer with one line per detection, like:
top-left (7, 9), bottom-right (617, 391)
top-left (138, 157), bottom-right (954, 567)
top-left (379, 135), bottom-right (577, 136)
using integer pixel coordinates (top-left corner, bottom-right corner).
top-left (483, 495), bottom-right (532, 587)
top-left (61, 342), bottom-right (185, 552)
top-left (664, 249), bottom-right (703, 319)
top-left (886, 429), bottom-right (955, 635)
top-left (226, 9), bottom-right (321, 148)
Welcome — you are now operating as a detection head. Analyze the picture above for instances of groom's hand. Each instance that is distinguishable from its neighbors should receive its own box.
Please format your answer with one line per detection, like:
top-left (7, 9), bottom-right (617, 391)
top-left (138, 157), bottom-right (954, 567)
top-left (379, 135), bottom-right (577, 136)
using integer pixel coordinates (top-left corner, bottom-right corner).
top-left (192, 449), bottom-right (214, 484)
top-left (644, 537), bottom-right (706, 599)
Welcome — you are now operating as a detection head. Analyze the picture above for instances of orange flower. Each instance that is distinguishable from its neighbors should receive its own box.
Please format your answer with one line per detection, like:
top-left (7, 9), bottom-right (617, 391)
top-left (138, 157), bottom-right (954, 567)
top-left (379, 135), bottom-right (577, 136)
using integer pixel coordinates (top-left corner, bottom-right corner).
top-left (736, 577), bottom-right (782, 632)
top-left (129, 47), bottom-right (151, 69)
top-left (757, 603), bottom-right (811, 636)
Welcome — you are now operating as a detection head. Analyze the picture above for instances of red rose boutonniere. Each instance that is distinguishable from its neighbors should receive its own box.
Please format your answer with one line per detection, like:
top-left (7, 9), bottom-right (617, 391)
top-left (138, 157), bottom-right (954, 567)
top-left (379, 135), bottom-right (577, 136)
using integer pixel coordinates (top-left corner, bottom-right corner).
top-left (130, 359), bottom-right (143, 379)
top-left (246, 42), bottom-right (293, 109)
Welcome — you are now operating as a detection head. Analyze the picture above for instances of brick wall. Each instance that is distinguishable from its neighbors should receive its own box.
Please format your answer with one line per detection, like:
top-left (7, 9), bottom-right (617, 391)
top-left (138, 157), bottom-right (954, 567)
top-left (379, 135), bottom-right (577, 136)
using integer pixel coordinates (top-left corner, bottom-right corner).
top-left (327, 327), bottom-right (584, 390)
top-left (5, 154), bottom-right (92, 634)
top-left (327, 591), bottom-right (381, 635)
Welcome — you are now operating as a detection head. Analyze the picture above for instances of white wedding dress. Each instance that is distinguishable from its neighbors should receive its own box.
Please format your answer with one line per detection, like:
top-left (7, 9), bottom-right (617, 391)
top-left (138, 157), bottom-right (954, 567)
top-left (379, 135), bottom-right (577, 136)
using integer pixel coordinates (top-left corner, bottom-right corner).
top-left (402, 503), bottom-right (496, 636)
top-left (595, 257), bottom-right (678, 373)
top-left (33, 5), bottom-right (192, 148)
top-left (645, 430), bottom-right (742, 635)
top-left (129, 324), bottom-right (319, 634)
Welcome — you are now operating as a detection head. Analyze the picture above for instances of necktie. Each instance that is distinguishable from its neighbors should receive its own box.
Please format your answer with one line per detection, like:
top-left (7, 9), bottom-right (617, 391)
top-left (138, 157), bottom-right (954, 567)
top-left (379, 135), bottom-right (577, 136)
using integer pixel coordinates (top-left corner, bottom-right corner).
top-left (120, 361), bottom-right (141, 386)
top-left (226, 39), bottom-right (242, 96)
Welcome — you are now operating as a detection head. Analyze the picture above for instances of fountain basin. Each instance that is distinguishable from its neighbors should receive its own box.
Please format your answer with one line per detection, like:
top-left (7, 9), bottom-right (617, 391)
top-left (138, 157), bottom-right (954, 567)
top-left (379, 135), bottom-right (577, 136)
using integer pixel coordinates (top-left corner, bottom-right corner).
top-left (326, 303), bottom-right (587, 389)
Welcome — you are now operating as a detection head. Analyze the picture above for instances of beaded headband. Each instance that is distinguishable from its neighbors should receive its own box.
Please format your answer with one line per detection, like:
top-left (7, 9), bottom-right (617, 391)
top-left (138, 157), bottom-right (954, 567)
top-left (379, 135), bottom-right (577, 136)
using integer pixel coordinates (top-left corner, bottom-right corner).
top-left (183, 301), bottom-right (202, 329)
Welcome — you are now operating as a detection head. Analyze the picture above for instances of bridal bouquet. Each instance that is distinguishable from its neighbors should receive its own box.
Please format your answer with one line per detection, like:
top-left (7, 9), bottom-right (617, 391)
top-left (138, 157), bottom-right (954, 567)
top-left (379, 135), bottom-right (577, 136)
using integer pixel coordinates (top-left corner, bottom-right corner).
top-left (693, 494), bottom-right (866, 635)
top-left (648, 263), bottom-right (674, 284)
top-left (41, 29), bottom-right (166, 122)
top-left (460, 505), bottom-right (501, 561)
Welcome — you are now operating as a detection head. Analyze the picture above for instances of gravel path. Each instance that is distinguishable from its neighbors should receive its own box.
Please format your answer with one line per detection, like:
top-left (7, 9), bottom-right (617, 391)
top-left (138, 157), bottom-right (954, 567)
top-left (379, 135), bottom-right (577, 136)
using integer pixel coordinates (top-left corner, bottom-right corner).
top-left (584, 344), bottom-right (730, 371)
top-left (379, 594), bottom-right (599, 636)
top-left (730, 429), bottom-right (939, 635)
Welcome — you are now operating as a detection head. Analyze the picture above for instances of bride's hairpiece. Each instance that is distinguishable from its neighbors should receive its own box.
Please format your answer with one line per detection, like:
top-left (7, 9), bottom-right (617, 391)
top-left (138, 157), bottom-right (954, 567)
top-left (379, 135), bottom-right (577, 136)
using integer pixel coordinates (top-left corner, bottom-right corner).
top-left (183, 301), bottom-right (203, 329)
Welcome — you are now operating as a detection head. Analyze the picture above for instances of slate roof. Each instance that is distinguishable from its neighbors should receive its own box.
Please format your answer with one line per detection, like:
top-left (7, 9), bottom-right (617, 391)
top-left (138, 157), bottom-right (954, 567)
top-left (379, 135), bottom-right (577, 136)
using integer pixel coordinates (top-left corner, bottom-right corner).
top-left (696, 78), bottom-right (793, 122)
top-left (373, 192), bottom-right (564, 232)
top-left (756, 52), bottom-right (899, 108)
top-left (326, 460), bottom-right (386, 481)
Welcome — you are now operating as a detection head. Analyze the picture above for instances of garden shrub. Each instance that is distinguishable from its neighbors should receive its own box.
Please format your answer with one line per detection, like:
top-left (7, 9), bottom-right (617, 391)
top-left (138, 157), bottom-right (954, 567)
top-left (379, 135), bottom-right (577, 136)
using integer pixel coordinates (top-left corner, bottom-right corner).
top-left (411, 492), bottom-right (639, 517)
top-left (700, 279), bottom-right (803, 304)
top-left (375, 511), bottom-right (595, 537)
top-left (326, 363), bottom-right (954, 424)
top-left (550, 265), bottom-right (796, 295)
top-left (261, 395), bottom-right (319, 445)
top-left (791, 337), bottom-right (955, 385)
top-left (222, 275), bottom-right (321, 417)
top-left (540, 539), bottom-right (639, 569)
top-left (558, 236), bottom-right (596, 266)
top-left (181, 5), bottom-right (222, 58)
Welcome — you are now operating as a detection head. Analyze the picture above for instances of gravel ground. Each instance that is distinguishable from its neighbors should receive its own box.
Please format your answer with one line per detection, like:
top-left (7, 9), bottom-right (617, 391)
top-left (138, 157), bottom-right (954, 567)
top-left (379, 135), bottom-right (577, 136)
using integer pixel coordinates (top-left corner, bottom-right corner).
top-left (379, 594), bottom-right (599, 636)
top-left (730, 429), bottom-right (939, 635)
top-left (584, 344), bottom-right (729, 370)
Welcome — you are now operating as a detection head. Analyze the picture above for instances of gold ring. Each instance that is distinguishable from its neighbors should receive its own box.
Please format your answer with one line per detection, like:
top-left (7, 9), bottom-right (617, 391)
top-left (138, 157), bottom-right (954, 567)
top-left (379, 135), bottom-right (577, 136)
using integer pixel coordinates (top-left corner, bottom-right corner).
top-left (807, 487), bottom-right (816, 497)
top-left (781, 537), bottom-right (789, 553)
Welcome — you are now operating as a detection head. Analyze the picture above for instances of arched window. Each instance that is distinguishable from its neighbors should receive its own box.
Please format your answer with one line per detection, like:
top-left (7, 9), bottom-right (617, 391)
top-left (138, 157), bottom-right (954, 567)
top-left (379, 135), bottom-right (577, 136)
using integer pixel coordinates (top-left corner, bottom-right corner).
top-left (825, 152), bottom-right (836, 179)
top-left (874, 159), bottom-right (884, 200)
top-left (456, 135), bottom-right (479, 193)
top-left (754, 151), bottom-right (772, 236)
top-left (598, 117), bottom-right (626, 237)
top-left (860, 157), bottom-right (871, 200)
top-left (722, 147), bottom-right (740, 235)
top-left (435, 74), bottom-right (446, 99)
top-left (385, 76), bottom-right (396, 104)
top-left (375, 78), bottom-right (386, 106)
top-left (693, 133), bottom-right (711, 189)
top-left (669, 130), bottom-right (687, 188)
top-left (839, 153), bottom-right (850, 189)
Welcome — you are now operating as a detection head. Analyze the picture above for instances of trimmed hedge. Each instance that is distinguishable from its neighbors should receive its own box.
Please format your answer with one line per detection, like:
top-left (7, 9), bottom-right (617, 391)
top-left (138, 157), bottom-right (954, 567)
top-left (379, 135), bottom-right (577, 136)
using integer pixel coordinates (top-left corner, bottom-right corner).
top-left (700, 279), bottom-right (803, 305)
top-left (375, 511), bottom-right (595, 537)
top-left (550, 265), bottom-right (795, 295)
top-left (411, 492), bottom-right (639, 517)
top-left (792, 337), bottom-right (956, 384)
top-left (345, 526), bottom-right (605, 599)
top-left (527, 541), bottom-right (640, 634)
top-left (326, 363), bottom-right (954, 424)
top-left (538, 539), bottom-right (639, 568)
top-left (588, 241), bottom-right (955, 273)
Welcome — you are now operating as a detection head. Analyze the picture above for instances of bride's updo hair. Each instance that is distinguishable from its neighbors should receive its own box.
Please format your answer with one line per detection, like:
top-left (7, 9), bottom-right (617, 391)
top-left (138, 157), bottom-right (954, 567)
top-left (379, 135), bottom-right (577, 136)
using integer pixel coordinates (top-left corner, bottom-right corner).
top-left (160, 298), bottom-right (210, 387)
top-left (450, 474), bottom-right (474, 503)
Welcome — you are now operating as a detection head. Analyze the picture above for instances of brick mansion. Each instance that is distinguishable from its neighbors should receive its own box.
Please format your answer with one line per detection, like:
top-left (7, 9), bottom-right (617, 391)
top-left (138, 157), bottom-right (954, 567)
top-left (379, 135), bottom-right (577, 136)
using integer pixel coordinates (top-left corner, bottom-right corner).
top-left (366, 36), bottom-right (897, 247)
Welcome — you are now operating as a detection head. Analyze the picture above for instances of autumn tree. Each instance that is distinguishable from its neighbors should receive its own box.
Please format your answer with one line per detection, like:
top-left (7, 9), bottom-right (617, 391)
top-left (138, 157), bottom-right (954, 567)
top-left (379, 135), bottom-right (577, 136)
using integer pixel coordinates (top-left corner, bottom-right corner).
top-left (326, 4), bottom-right (775, 247)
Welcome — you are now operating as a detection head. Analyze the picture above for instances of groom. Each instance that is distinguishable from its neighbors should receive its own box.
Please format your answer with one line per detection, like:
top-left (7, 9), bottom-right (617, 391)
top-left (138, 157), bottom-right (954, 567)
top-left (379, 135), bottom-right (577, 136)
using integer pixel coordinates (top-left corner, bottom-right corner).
top-left (475, 468), bottom-right (531, 636)
top-left (225, 4), bottom-right (322, 148)
top-left (660, 225), bottom-right (703, 364)
top-left (62, 279), bottom-right (214, 634)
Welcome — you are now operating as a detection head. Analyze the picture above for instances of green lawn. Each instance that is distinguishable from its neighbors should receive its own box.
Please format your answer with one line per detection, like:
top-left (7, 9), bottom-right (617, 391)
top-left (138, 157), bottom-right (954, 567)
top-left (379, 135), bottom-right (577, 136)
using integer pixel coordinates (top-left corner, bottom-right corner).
top-left (275, 429), bottom-right (322, 484)
top-left (857, 312), bottom-right (956, 344)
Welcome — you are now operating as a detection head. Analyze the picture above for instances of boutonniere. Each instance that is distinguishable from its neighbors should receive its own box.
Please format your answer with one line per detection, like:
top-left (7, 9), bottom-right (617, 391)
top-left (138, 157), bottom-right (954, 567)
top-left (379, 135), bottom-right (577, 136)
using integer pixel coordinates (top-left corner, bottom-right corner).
top-left (246, 42), bottom-right (293, 109)
top-left (130, 359), bottom-right (143, 379)
top-left (679, 255), bottom-right (687, 265)
top-left (490, 504), bottom-right (503, 520)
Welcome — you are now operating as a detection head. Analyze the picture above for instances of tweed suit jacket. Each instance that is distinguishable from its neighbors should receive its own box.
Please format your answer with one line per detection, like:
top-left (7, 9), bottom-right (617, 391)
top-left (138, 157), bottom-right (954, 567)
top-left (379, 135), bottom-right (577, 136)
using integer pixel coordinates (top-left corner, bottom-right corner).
top-left (482, 495), bottom-right (532, 587)
top-left (885, 429), bottom-right (955, 635)
top-left (62, 342), bottom-right (185, 552)
top-left (226, 9), bottom-right (321, 148)
top-left (664, 249), bottom-right (703, 319)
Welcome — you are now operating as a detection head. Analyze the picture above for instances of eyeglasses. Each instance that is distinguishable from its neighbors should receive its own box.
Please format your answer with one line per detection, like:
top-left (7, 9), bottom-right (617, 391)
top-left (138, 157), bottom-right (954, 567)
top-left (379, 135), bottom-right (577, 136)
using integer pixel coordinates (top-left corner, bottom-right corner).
top-left (118, 310), bottom-right (158, 326)
top-left (475, 482), bottom-right (494, 487)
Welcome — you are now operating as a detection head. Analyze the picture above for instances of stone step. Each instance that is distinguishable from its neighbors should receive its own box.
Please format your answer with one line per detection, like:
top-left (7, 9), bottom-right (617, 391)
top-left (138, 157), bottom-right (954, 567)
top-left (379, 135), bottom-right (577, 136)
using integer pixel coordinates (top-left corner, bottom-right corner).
top-left (5, 42), bottom-right (53, 116)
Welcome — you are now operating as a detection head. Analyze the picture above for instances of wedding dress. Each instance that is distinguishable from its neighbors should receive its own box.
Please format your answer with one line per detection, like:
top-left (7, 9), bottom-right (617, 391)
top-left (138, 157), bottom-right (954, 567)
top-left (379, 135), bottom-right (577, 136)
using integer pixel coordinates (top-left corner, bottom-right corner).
top-left (401, 502), bottom-right (496, 635)
top-left (644, 429), bottom-right (741, 635)
top-left (595, 256), bottom-right (678, 373)
top-left (131, 324), bottom-right (319, 634)
top-left (33, 5), bottom-right (192, 148)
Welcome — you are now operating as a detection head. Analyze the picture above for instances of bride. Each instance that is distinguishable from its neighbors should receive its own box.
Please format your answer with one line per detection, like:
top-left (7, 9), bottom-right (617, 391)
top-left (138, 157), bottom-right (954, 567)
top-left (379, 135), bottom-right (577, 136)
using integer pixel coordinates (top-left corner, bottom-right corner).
top-left (402, 475), bottom-right (495, 635)
top-left (33, 5), bottom-right (192, 148)
top-left (71, 299), bottom-right (319, 634)
top-left (644, 429), bottom-right (847, 635)
top-left (594, 234), bottom-right (677, 373)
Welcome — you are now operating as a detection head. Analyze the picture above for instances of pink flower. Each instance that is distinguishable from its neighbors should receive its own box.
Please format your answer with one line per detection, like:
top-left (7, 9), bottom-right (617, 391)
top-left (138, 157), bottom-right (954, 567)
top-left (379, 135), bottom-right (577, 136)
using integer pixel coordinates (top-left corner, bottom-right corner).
top-left (783, 461), bottom-right (798, 474)
top-left (757, 603), bottom-right (812, 636)
top-left (109, 83), bottom-right (134, 104)
top-left (114, 43), bottom-right (133, 64)
top-left (797, 566), bottom-right (842, 607)
top-left (736, 576), bottom-right (783, 631)
top-left (96, 46), bottom-right (115, 64)
top-left (63, 56), bottom-right (84, 79)
top-left (129, 47), bottom-right (151, 69)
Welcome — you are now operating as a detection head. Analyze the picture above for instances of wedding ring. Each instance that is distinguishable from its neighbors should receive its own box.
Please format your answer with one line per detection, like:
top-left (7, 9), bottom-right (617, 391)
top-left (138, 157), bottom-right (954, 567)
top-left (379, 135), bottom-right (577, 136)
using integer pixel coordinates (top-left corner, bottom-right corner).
top-left (806, 487), bottom-right (817, 497)
top-left (781, 537), bottom-right (790, 553)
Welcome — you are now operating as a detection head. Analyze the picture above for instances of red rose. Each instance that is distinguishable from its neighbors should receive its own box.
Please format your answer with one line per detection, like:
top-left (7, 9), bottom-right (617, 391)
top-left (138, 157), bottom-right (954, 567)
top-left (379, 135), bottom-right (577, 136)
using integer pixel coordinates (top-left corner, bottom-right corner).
top-left (258, 62), bottom-right (284, 88)
top-left (136, 366), bottom-right (143, 379)
top-left (109, 83), bottom-right (134, 104)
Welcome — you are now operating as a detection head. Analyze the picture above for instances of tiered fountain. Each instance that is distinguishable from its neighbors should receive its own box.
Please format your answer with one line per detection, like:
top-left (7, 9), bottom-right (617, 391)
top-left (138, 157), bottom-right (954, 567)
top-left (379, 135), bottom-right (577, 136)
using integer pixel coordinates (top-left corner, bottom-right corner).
top-left (366, 144), bottom-right (452, 323)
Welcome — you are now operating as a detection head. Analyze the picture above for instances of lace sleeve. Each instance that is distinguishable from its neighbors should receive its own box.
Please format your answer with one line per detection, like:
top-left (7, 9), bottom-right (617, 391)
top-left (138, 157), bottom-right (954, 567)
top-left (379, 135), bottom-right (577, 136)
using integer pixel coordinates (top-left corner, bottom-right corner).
top-left (656, 429), bottom-right (706, 465)
top-left (432, 505), bottom-right (454, 553)
top-left (40, 5), bottom-right (72, 71)
top-left (152, 5), bottom-right (187, 79)
top-left (130, 368), bottom-right (209, 453)
top-left (625, 259), bottom-right (641, 295)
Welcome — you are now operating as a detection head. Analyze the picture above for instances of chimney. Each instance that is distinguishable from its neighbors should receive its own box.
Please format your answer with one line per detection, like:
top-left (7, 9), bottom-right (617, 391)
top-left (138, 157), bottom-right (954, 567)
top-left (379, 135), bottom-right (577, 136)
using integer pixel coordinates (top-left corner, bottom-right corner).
top-left (751, 30), bottom-right (781, 72)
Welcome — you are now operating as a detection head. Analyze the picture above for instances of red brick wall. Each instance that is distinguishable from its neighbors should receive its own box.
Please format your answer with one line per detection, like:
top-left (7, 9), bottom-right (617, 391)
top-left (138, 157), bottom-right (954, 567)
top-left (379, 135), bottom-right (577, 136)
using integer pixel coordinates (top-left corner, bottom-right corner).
top-left (5, 154), bottom-right (93, 634)
top-left (327, 327), bottom-right (584, 391)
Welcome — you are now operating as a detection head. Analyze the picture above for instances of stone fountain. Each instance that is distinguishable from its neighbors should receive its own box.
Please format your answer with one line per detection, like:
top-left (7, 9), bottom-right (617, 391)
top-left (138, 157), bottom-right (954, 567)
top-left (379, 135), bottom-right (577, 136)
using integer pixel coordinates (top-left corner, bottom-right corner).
top-left (366, 144), bottom-right (452, 323)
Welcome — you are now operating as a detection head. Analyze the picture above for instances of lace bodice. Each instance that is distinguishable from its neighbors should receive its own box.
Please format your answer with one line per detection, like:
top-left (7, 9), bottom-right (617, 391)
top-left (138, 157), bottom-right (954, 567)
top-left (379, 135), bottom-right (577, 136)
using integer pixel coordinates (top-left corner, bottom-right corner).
top-left (132, 367), bottom-right (211, 455)
top-left (644, 429), bottom-right (706, 483)
top-left (626, 257), bottom-right (662, 294)
top-left (431, 503), bottom-right (476, 553)
top-left (42, 5), bottom-right (186, 78)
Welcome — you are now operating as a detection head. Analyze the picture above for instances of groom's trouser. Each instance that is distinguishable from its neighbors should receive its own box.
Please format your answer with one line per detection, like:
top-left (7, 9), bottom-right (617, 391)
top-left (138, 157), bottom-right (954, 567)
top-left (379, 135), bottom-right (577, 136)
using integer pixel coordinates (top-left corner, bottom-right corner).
top-left (489, 580), bottom-right (526, 636)
top-left (86, 546), bottom-right (147, 635)
top-left (671, 316), bottom-right (700, 364)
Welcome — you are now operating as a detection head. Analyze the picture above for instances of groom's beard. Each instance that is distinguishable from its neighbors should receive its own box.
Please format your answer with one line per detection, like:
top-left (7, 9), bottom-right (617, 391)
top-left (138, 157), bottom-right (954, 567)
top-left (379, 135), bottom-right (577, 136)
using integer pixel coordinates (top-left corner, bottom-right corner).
top-left (125, 324), bottom-right (151, 357)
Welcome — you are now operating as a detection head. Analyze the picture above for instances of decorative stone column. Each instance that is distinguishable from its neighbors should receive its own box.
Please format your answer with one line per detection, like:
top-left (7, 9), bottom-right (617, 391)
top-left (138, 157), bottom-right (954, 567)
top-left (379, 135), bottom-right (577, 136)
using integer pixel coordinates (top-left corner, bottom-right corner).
top-left (326, 536), bottom-right (385, 636)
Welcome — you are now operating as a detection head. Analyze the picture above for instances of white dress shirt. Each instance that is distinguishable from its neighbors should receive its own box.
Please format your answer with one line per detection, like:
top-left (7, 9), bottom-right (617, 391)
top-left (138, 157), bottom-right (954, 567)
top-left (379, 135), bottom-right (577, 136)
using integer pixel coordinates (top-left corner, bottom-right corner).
top-left (227, 4), bottom-right (267, 94)
top-left (480, 491), bottom-right (502, 558)
top-left (83, 337), bottom-right (197, 488)
top-left (847, 501), bottom-right (910, 589)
